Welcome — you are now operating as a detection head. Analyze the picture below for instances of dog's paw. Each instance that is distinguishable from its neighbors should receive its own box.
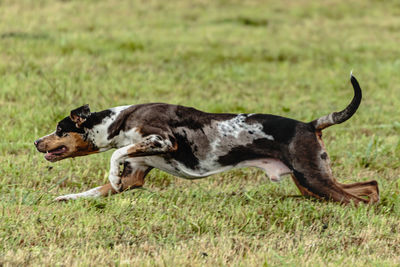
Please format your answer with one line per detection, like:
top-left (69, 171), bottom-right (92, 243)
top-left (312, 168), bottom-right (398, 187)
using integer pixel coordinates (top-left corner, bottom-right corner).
top-left (109, 173), bottom-right (122, 192)
top-left (53, 194), bottom-right (78, 202)
top-left (268, 174), bottom-right (283, 183)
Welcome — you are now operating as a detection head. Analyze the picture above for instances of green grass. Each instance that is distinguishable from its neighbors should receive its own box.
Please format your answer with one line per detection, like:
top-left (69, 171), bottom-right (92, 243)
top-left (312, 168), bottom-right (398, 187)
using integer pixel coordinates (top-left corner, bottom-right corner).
top-left (1, 0), bottom-right (400, 265)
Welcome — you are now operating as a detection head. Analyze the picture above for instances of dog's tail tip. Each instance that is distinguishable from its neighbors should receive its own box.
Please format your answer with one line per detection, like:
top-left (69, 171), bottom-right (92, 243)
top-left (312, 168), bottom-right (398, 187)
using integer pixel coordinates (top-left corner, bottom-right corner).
top-left (350, 70), bottom-right (358, 83)
top-left (311, 73), bottom-right (362, 131)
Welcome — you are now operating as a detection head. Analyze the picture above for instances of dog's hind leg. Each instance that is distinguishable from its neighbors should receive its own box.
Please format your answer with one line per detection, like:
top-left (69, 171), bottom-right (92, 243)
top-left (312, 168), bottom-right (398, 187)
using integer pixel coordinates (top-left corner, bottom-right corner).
top-left (288, 75), bottom-right (380, 204)
top-left (290, 169), bottom-right (370, 204)
top-left (288, 128), bottom-right (378, 205)
top-left (335, 180), bottom-right (379, 203)
top-left (291, 174), bottom-right (379, 204)
top-left (54, 160), bottom-right (152, 201)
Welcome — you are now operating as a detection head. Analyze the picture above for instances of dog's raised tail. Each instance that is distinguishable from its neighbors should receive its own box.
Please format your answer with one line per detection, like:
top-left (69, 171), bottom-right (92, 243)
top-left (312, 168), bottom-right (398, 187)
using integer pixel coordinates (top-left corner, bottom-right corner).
top-left (311, 74), bottom-right (362, 130)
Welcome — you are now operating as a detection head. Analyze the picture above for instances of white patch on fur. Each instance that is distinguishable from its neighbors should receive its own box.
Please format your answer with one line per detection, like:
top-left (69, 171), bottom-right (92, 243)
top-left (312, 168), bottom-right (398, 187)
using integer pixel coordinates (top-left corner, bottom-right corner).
top-left (315, 113), bottom-right (335, 128)
top-left (112, 127), bottom-right (144, 148)
top-left (54, 186), bottom-right (102, 201)
top-left (216, 114), bottom-right (273, 140)
top-left (194, 114), bottom-right (274, 175)
top-left (109, 146), bottom-right (130, 191)
top-left (88, 105), bottom-right (135, 151)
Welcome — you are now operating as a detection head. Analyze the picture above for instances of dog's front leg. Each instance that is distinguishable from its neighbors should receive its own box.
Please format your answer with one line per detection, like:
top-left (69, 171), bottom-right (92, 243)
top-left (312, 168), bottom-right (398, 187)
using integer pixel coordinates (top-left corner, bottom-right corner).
top-left (54, 185), bottom-right (106, 201)
top-left (54, 160), bottom-right (152, 201)
top-left (108, 135), bottom-right (177, 192)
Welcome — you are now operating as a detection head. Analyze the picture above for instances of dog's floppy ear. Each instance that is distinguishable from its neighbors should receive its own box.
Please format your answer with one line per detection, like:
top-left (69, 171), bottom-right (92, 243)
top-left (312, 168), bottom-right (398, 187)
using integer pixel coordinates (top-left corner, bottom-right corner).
top-left (70, 104), bottom-right (91, 128)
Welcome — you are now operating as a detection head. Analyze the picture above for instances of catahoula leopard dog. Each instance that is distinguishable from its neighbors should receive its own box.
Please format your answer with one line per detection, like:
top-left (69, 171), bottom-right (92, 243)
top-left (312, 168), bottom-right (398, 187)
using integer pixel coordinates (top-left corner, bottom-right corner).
top-left (34, 75), bottom-right (379, 204)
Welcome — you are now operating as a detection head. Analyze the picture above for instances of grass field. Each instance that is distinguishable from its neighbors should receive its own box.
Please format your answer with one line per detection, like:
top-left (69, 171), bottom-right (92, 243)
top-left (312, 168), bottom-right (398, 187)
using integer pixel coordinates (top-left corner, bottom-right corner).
top-left (1, 0), bottom-right (400, 265)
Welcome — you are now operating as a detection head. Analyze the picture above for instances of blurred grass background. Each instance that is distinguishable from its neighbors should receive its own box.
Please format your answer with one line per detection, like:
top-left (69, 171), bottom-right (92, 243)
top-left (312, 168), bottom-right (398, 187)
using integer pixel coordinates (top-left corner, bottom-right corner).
top-left (1, 0), bottom-right (400, 265)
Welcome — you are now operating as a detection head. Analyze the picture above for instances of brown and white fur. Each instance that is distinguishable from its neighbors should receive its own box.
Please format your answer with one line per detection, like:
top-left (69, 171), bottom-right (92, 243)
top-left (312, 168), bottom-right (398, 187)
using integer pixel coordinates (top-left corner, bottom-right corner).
top-left (34, 75), bottom-right (379, 204)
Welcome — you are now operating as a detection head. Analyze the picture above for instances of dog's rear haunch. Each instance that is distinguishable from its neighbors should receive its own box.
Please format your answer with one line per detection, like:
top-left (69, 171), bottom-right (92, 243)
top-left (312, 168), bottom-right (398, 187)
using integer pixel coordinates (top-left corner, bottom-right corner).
top-left (35, 75), bottom-right (379, 204)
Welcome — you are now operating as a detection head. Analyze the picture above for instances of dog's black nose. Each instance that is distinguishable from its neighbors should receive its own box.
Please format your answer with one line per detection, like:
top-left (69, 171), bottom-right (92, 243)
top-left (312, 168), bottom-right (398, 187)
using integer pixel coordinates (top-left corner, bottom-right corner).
top-left (34, 139), bottom-right (41, 147)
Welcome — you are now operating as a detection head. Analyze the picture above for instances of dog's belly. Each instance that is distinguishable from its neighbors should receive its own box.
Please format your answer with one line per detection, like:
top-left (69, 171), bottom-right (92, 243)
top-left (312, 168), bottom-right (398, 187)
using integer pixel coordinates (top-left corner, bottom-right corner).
top-left (143, 156), bottom-right (231, 178)
top-left (240, 158), bottom-right (292, 182)
top-left (143, 156), bottom-right (292, 182)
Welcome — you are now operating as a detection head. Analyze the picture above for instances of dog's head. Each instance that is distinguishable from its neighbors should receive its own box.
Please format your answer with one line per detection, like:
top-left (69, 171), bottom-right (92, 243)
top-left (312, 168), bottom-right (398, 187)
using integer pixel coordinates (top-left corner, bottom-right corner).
top-left (34, 105), bottom-right (98, 162)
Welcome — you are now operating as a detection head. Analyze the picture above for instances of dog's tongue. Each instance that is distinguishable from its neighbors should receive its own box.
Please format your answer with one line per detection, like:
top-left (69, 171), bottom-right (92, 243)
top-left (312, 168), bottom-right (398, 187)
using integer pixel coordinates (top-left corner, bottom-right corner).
top-left (44, 146), bottom-right (67, 161)
top-left (44, 153), bottom-right (56, 161)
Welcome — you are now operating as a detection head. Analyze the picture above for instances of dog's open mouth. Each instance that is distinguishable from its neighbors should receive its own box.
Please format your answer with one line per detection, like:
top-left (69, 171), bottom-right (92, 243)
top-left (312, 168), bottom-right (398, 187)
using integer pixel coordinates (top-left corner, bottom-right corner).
top-left (45, 146), bottom-right (68, 161)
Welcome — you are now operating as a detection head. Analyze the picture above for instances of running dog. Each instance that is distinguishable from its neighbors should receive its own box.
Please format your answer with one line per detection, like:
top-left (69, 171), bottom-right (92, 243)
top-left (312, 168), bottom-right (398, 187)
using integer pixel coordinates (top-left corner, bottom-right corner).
top-left (34, 75), bottom-right (379, 204)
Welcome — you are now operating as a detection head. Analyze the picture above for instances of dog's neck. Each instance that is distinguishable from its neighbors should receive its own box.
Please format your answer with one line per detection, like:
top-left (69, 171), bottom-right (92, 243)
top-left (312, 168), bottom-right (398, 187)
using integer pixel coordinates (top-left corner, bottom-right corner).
top-left (86, 106), bottom-right (132, 151)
